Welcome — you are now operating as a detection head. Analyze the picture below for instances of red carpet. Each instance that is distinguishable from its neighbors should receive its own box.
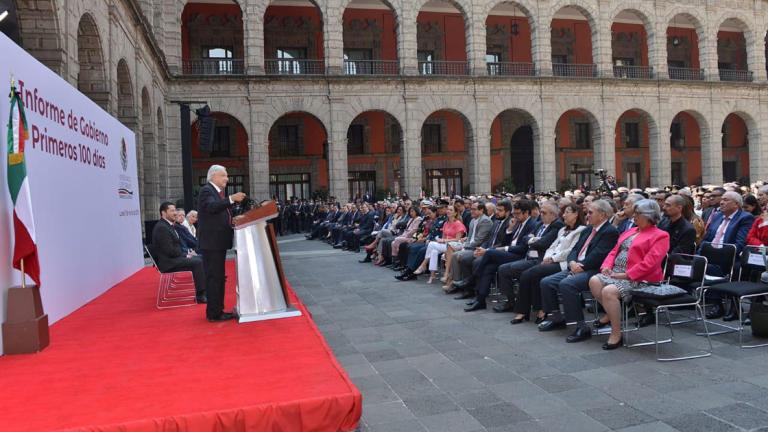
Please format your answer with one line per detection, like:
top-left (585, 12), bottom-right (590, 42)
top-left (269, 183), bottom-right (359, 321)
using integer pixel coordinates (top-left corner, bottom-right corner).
top-left (0, 262), bottom-right (362, 431)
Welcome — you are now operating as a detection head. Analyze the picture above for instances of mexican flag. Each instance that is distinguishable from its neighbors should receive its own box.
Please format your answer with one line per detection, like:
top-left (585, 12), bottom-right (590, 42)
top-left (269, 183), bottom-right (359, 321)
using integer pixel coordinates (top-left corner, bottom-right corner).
top-left (6, 82), bottom-right (40, 285)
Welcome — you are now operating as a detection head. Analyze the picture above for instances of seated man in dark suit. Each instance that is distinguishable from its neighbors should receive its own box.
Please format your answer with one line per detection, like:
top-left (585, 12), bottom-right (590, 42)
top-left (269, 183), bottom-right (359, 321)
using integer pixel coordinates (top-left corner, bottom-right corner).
top-left (464, 200), bottom-right (539, 311)
top-left (538, 199), bottom-right (619, 342)
top-left (174, 210), bottom-right (198, 254)
top-left (494, 201), bottom-right (564, 314)
top-left (151, 202), bottom-right (207, 303)
top-left (343, 203), bottom-right (376, 252)
top-left (700, 191), bottom-right (755, 319)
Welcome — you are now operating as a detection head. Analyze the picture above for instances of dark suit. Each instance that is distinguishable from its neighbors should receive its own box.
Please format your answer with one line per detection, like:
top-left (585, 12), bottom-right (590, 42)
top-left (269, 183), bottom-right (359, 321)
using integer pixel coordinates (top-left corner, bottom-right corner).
top-left (700, 209), bottom-right (754, 256)
top-left (174, 224), bottom-right (198, 254)
top-left (540, 221), bottom-right (619, 323)
top-left (659, 216), bottom-right (696, 255)
top-left (344, 211), bottom-right (376, 250)
top-left (197, 182), bottom-right (235, 318)
top-left (498, 220), bottom-right (565, 301)
top-left (473, 217), bottom-right (538, 303)
top-left (151, 220), bottom-right (205, 297)
top-left (452, 216), bottom-right (510, 283)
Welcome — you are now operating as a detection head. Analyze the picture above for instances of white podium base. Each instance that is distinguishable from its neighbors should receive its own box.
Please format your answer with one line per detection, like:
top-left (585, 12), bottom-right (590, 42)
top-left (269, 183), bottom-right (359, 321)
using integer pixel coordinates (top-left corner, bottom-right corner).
top-left (236, 306), bottom-right (302, 323)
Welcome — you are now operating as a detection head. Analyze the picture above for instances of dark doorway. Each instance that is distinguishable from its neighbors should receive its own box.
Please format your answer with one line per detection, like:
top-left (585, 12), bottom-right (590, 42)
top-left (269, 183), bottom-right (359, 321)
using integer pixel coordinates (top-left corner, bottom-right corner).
top-left (510, 125), bottom-right (534, 192)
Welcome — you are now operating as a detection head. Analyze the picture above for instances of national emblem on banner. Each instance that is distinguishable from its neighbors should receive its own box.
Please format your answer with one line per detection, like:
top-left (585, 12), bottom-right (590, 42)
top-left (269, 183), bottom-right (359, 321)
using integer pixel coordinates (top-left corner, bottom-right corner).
top-left (6, 79), bottom-right (40, 285)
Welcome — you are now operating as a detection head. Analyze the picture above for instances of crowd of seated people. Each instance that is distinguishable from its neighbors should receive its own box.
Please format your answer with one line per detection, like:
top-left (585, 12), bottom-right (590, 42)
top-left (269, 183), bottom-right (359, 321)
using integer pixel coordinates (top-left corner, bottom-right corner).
top-left (299, 181), bottom-right (768, 350)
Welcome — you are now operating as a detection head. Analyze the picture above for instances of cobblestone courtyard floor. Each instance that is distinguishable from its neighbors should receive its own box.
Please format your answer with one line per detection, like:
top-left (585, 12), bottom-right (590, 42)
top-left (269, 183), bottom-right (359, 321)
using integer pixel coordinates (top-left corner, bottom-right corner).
top-left (278, 234), bottom-right (768, 432)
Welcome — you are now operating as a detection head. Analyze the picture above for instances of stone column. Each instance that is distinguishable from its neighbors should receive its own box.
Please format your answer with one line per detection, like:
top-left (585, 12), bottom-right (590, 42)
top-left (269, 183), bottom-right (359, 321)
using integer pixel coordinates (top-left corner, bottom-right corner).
top-left (248, 93), bottom-right (269, 199)
top-left (701, 22), bottom-right (719, 82)
top-left (747, 29), bottom-right (767, 82)
top-left (468, 8), bottom-right (486, 76)
top-left (700, 109), bottom-right (723, 184)
top-left (537, 96), bottom-right (557, 191)
top-left (243, 5), bottom-right (264, 75)
top-left (403, 96), bottom-right (422, 197)
top-left (165, 106), bottom-right (184, 200)
top-left (165, 0), bottom-right (182, 75)
top-left (328, 97), bottom-right (349, 199)
top-left (472, 96), bottom-right (491, 192)
top-left (595, 110), bottom-right (615, 179)
top-left (535, 11), bottom-right (552, 76)
top-left (400, 8), bottom-right (418, 75)
top-left (324, 4), bottom-right (344, 75)
top-left (651, 20), bottom-right (667, 79)
top-left (649, 108), bottom-right (670, 187)
top-left (595, 16), bottom-right (613, 78)
top-left (752, 114), bottom-right (768, 181)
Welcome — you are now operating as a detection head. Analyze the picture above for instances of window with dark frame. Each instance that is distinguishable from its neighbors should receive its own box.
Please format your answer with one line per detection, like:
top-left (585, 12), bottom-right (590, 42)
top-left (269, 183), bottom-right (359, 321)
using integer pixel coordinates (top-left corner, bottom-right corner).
top-left (269, 173), bottom-right (311, 201)
top-left (624, 122), bottom-right (640, 148)
top-left (276, 48), bottom-right (306, 74)
top-left (210, 125), bottom-right (231, 157)
top-left (199, 174), bottom-right (244, 196)
top-left (418, 51), bottom-right (434, 74)
top-left (426, 168), bottom-right (463, 196)
top-left (347, 124), bottom-right (365, 155)
top-left (422, 124), bottom-right (442, 154)
top-left (348, 171), bottom-right (376, 200)
top-left (671, 162), bottom-right (684, 186)
top-left (276, 125), bottom-right (300, 157)
top-left (574, 122), bottom-right (591, 149)
top-left (203, 47), bottom-right (234, 74)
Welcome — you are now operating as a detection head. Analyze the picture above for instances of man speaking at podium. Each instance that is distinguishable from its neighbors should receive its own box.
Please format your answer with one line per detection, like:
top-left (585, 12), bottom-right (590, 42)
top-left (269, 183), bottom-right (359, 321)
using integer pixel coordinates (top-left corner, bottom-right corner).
top-left (198, 165), bottom-right (246, 322)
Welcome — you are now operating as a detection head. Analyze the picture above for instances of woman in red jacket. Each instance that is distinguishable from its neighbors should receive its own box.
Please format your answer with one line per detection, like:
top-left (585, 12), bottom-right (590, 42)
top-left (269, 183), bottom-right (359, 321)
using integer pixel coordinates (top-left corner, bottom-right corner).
top-left (746, 211), bottom-right (768, 246)
top-left (588, 199), bottom-right (670, 350)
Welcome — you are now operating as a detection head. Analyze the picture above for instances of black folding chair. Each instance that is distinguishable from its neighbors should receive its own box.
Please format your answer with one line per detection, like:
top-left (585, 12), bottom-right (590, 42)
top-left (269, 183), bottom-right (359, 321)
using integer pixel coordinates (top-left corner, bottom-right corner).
top-left (703, 245), bottom-right (768, 348)
top-left (627, 254), bottom-right (712, 361)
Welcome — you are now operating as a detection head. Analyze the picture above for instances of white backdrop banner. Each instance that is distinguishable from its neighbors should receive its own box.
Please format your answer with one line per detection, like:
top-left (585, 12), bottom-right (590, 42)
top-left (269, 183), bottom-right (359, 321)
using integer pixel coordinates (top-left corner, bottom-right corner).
top-left (0, 33), bottom-right (144, 354)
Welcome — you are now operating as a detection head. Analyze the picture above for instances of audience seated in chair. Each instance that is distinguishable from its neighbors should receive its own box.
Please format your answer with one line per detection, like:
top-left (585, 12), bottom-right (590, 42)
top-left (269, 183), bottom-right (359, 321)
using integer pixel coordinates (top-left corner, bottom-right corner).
top-left (151, 202), bottom-right (207, 303)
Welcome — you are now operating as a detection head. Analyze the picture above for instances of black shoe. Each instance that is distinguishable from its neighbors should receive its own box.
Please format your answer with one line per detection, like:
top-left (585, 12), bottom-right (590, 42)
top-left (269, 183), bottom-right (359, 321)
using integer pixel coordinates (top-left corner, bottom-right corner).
top-left (452, 279), bottom-right (473, 290)
top-left (538, 318), bottom-right (566, 332)
top-left (723, 309), bottom-right (739, 322)
top-left (637, 313), bottom-right (655, 328)
top-left (602, 337), bottom-right (623, 350)
top-left (464, 301), bottom-right (487, 312)
top-left (743, 317), bottom-right (752, 326)
top-left (566, 326), bottom-right (592, 343)
top-left (492, 302), bottom-right (514, 313)
top-left (444, 286), bottom-right (461, 295)
top-left (333, 244), bottom-right (344, 249)
top-left (359, 256), bottom-right (372, 263)
top-left (706, 304), bottom-right (725, 320)
top-left (534, 316), bottom-right (545, 325)
top-left (510, 314), bottom-right (530, 325)
top-left (592, 318), bottom-right (610, 329)
top-left (207, 312), bottom-right (236, 322)
top-left (401, 273), bottom-right (417, 281)
top-left (454, 291), bottom-right (475, 300)
top-left (394, 272), bottom-right (409, 281)
top-left (196, 295), bottom-right (207, 304)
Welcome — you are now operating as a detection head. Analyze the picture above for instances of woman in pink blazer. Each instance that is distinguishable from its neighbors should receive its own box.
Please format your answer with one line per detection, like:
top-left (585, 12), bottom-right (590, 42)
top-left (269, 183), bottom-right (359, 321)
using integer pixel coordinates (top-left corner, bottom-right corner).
top-left (589, 199), bottom-right (670, 350)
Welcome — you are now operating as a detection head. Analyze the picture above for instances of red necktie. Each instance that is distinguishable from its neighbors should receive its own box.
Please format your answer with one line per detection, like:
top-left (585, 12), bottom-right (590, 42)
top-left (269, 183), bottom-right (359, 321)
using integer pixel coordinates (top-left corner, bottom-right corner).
top-left (219, 190), bottom-right (232, 226)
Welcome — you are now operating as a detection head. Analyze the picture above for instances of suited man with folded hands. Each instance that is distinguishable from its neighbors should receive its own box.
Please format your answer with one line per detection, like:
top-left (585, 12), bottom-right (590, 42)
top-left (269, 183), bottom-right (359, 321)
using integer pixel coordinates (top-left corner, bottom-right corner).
top-left (538, 199), bottom-right (619, 343)
top-left (151, 202), bottom-right (207, 303)
top-left (197, 165), bottom-right (246, 322)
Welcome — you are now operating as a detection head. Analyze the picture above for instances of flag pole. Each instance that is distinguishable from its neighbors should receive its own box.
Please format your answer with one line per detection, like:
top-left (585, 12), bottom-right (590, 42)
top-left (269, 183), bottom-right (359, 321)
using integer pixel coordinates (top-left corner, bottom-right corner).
top-left (20, 259), bottom-right (25, 289)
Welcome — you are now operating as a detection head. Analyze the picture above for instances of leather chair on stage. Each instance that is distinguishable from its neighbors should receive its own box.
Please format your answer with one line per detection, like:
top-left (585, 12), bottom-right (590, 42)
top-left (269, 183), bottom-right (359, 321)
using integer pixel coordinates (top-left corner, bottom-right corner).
top-left (145, 245), bottom-right (197, 309)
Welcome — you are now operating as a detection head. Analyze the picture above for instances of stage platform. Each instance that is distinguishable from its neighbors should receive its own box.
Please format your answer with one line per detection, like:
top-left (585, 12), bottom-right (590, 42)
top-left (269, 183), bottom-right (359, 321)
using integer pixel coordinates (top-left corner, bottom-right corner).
top-left (0, 262), bottom-right (362, 431)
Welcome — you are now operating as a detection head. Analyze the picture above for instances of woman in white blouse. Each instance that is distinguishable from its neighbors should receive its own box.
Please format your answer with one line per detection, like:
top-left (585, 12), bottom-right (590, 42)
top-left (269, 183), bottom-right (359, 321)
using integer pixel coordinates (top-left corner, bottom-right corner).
top-left (511, 203), bottom-right (587, 324)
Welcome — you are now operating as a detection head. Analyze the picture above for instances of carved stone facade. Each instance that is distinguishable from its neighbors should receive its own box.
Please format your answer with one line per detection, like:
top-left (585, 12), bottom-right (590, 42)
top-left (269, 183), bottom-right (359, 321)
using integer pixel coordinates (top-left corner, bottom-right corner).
top-left (10, 0), bottom-right (768, 220)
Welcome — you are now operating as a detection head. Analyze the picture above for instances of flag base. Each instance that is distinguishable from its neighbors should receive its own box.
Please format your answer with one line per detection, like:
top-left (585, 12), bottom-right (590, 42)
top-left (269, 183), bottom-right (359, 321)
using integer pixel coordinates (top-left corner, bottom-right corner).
top-left (2, 285), bottom-right (50, 354)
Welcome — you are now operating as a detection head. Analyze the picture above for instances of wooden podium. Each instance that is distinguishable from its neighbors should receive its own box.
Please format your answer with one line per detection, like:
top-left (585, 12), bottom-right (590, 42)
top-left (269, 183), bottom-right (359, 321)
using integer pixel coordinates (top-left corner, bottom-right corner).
top-left (233, 201), bottom-right (301, 323)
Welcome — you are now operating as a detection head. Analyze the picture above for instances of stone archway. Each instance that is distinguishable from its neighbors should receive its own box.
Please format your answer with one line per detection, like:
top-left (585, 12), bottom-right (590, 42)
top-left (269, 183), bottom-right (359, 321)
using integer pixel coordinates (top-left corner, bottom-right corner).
top-left (15, 0), bottom-right (65, 74)
top-left (77, 13), bottom-right (108, 109)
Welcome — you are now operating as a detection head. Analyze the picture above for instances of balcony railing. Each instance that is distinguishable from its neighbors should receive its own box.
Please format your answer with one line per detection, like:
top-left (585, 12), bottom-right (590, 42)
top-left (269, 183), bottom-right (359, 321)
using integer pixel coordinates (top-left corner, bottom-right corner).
top-left (182, 59), bottom-right (244, 76)
top-left (418, 61), bottom-right (470, 76)
top-left (719, 69), bottom-right (753, 82)
top-left (552, 63), bottom-right (597, 78)
top-left (343, 60), bottom-right (399, 75)
top-left (486, 62), bottom-right (536, 77)
top-left (668, 67), bottom-right (705, 81)
top-left (613, 65), bottom-right (654, 80)
top-left (265, 59), bottom-right (325, 76)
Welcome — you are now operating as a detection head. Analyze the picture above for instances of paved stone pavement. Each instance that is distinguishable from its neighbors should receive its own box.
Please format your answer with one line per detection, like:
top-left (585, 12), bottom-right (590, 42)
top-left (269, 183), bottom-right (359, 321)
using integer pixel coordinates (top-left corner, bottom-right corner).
top-left (277, 234), bottom-right (768, 432)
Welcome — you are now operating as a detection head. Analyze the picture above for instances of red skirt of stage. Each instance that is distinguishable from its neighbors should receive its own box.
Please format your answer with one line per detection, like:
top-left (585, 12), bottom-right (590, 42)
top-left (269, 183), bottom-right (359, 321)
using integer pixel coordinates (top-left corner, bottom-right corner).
top-left (0, 262), bottom-right (362, 431)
